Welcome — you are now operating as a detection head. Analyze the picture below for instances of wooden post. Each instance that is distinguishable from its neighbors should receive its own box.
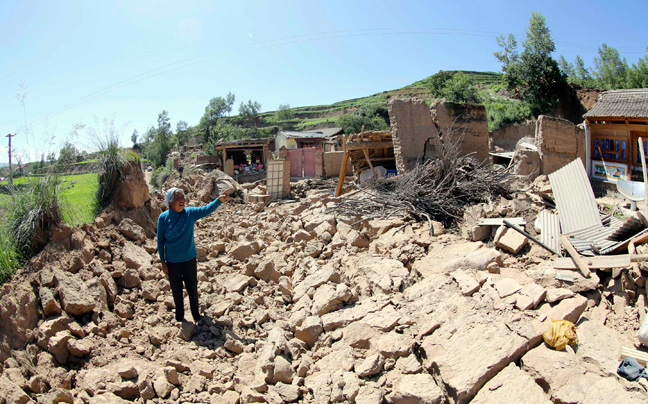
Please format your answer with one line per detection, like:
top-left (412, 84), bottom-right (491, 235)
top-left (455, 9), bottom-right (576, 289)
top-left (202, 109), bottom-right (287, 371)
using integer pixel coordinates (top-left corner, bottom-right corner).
top-left (335, 135), bottom-right (349, 197)
top-left (560, 235), bottom-right (591, 278)
top-left (638, 137), bottom-right (648, 210)
top-left (363, 149), bottom-right (377, 178)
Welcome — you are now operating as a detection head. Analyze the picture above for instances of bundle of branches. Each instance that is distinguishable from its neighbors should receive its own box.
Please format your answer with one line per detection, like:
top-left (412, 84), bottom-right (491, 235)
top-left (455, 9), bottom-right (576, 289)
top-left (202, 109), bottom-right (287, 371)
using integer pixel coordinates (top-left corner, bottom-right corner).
top-left (333, 134), bottom-right (510, 228)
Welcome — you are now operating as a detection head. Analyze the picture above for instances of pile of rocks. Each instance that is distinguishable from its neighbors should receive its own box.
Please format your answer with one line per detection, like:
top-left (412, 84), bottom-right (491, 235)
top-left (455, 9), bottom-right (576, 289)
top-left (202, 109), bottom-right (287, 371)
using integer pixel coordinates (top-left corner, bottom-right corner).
top-left (0, 173), bottom-right (647, 403)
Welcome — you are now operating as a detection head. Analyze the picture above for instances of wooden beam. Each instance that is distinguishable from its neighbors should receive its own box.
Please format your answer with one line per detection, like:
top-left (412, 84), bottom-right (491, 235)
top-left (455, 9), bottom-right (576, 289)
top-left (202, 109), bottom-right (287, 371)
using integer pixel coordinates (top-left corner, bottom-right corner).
top-left (553, 255), bottom-right (633, 269)
top-left (346, 141), bottom-right (394, 151)
top-left (639, 137), bottom-right (648, 210)
top-left (335, 135), bottom-right (349, 197)
top-left (560, 235), bottom-right (591, 278)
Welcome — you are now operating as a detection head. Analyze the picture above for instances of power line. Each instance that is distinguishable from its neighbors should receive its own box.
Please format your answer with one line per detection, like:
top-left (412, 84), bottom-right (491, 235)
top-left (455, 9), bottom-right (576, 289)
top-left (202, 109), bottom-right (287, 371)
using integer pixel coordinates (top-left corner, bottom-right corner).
top-left (17, 28), bottom-right (647, 131)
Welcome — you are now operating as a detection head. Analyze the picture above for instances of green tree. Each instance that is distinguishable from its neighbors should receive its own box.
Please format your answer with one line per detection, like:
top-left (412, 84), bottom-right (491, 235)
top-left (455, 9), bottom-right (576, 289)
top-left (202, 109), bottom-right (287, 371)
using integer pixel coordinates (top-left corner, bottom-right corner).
top-left (574, 55), bottom-right (592, 85)
top-left (275, 104), bottom-right (295, 120)
top-left (176, 120), bottom-right (189, 145)
top-left (626, 56), bottom-right (648, 88)
top-left (149, 110), bottom-right (172, 167)
top-left (56, 141), bottom-right (80, 169)
top-left (493, 34), bottom-right (521, 90)
top-left (200, 93), bottom-right (235, 143)
top-left (559, 55), bottom-right (575, 79)
top-left (496, 12), bottom-right (567, 114)
top-left (441, 72), bottom-right (479, 103)
top-left (593, 43), bottom-right (629, 88)
top-left (131, 129), bottom-right (138, 146)
top-left (239, 99), bottom-right (262, 119)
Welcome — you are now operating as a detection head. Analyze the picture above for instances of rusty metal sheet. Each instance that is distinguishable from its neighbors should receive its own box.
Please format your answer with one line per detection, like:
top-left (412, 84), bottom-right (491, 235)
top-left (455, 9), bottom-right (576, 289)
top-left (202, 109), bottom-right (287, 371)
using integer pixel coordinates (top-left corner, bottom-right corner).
top-left (548, 158), bottom-right (601, 234)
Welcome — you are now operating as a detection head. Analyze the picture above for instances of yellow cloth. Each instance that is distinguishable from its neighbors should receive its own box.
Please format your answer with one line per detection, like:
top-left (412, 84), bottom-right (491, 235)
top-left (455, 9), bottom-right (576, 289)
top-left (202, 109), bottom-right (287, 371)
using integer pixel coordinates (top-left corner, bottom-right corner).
top-left (543, 320), bottom-right (578, 351)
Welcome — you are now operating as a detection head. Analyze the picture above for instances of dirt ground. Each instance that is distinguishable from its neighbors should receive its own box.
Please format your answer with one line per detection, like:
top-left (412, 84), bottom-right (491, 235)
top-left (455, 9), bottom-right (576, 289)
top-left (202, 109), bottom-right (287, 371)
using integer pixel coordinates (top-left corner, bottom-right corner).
top-left (0, 169), bottom-right (647, 403)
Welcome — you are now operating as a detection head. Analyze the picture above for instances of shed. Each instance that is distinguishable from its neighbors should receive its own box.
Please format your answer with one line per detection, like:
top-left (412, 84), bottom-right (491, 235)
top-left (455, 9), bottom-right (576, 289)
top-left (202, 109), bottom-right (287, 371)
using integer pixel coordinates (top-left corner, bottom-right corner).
top-left (583, 89), bottom-right (648, 182)
top-left (274, 128), bottom-right (342, 151)
top-left (213, 138), bottom-right (272, 183)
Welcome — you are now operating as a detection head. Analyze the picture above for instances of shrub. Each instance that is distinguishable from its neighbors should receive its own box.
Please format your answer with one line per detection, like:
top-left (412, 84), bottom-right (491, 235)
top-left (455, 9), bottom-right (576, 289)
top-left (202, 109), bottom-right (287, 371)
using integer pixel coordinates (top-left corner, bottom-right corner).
top-left (441, 72), bottom-right (480, 104)
top-left (338, 114), bottom-right (389, 135)
top-left (151, 160), bottom-right (172, 189)
top-left (480, 92), bottom-right (533, 131)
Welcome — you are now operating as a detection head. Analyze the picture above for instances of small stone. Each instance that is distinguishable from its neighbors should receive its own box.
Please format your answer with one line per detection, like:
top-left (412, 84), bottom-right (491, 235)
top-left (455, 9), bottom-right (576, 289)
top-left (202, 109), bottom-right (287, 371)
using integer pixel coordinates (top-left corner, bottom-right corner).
top-left (545, 288), bottom-right (575, 303)
top-left (356, 353), bottom-right (385, 378)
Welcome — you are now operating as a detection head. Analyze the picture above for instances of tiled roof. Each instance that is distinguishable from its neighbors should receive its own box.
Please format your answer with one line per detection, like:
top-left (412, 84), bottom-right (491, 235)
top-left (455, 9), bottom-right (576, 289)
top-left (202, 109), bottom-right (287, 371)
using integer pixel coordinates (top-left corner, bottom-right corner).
top-left (584, 89), bottom-right (648, 119)
top-left (280, 127), bottom-right (343, 139)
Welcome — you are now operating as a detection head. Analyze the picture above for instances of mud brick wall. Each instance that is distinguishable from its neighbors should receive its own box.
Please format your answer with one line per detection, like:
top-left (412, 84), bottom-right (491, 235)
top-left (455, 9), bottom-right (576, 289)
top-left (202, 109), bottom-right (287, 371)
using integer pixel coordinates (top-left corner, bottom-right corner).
top-left (283, 159), bottom-right (291, 197)
top-left (388, 99), bottom-right (441, 173)
top-left (315, 144), bottom-right (324, 178)
top-left (323, 151), bottom-right (352, 178)
top-left (535, 115), bottom-right (585, 175)
top-left (491, 120), bottom-right (536, 151)
top-left (432, 102), bottom-right (490, 163)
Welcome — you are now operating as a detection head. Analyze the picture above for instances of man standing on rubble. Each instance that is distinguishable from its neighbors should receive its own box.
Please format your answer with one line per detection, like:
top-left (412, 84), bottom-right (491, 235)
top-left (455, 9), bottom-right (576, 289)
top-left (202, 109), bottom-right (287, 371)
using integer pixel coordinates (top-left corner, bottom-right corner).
top-left (157, 187), bottom-right (230, 323)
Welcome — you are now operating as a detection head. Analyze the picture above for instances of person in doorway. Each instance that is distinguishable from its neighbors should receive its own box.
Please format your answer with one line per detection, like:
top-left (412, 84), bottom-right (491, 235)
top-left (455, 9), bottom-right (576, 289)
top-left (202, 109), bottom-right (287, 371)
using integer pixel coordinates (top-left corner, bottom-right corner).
top-left (157, 187), bottom-right (230, 322)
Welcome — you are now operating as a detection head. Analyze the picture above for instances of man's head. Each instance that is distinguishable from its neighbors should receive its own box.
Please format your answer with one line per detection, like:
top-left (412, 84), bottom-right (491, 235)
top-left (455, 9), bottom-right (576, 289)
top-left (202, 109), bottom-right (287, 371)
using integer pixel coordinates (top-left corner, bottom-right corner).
top-left (165, 188), bottom-right (186, 212)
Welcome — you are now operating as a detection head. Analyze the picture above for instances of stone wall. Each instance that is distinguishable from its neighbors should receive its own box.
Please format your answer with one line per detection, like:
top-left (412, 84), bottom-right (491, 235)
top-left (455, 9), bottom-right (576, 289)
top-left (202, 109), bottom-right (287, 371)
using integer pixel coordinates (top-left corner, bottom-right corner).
top-left (388, 99), bottom-right (441, 173)
top-left (432, 102), bottom-right (490, 163)
top-left (323, 151), bottom-right (352, 178)
top-left (491, 120), bottom-right (536, 151)
top-left (536, 115), bottom-right (586, 175)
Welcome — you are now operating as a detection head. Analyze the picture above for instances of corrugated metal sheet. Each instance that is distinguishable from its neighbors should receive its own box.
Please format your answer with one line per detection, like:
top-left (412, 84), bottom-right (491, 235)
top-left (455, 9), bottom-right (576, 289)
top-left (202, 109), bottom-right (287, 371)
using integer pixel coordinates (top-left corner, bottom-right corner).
top-left (549, 158), bottom-right (601, 234)
top-left (539, 210), bottom-right (561, 256)
top-left (609, 217), bottom-right (644, 241)
top-left (564, 214), bottom-right (625, 256)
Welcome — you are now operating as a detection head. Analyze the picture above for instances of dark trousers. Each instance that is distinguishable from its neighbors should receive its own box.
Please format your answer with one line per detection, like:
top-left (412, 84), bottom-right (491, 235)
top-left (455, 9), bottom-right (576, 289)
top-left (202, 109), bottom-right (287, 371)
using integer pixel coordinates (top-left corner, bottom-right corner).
top-left (167, 258), bottom-right (200, 321)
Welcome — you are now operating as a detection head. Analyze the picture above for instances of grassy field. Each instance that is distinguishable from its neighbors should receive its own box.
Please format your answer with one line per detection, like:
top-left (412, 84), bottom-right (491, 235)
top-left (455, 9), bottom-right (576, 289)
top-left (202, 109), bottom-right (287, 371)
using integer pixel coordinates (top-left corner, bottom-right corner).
top-left (0, 173), bottom-right (98, 226)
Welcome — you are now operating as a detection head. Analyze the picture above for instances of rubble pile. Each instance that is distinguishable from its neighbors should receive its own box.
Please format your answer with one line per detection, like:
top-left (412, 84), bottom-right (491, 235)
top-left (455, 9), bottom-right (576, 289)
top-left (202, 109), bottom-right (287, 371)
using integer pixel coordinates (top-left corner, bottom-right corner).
top-left (1, 168), bottom-right (648, 403)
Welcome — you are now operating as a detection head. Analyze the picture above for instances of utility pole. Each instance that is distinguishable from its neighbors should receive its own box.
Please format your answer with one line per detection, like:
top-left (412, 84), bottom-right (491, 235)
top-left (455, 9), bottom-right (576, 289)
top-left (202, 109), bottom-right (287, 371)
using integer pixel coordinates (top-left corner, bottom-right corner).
top-left (6, 133), bottom-right (15, 185)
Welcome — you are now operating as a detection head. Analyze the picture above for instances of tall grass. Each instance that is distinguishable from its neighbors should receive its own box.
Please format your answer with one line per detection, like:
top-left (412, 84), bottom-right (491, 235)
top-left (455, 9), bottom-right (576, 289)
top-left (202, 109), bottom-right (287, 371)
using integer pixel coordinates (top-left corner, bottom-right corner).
top-left (6, 175), bottom-right (62, 258)
top-left (92, 127), bottom-right (131, 215)
top-left (0, 227), bottom-right (20, 284)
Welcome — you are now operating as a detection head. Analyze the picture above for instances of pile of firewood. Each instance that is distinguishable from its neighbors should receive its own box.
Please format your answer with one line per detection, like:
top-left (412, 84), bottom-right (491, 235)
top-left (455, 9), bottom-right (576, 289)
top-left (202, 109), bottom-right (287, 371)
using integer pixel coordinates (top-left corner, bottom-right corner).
top-left (332, 135), bottom-right (510, 227)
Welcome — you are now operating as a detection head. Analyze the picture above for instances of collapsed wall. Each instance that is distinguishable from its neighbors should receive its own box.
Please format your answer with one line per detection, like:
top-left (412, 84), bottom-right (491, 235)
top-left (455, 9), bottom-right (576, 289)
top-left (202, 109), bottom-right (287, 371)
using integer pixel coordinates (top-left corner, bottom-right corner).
top-left (431, 101), bottom-right (490, 163)
top-left (323, 151), bottom-right (352, 178)
top-left (389, 99), bottom-right (490, 173)
top-left (535, 115), bottom-right (586, 175)
top-left (388, 99), bottom-right (441, 173)
top-left (490, 120), bottom-right (536, 151)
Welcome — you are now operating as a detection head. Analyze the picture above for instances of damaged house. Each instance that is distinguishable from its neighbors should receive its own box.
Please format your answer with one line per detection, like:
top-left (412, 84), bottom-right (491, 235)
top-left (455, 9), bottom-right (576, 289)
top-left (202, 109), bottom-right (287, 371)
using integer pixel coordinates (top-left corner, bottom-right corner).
top-left (584, 89), bottom-right (648, 182)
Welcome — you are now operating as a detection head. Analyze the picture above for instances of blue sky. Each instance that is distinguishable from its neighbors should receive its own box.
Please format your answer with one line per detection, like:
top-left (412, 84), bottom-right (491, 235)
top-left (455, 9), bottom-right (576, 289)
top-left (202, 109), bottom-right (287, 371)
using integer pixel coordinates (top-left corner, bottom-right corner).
top-left (1, 0), bottom-right (646, 163)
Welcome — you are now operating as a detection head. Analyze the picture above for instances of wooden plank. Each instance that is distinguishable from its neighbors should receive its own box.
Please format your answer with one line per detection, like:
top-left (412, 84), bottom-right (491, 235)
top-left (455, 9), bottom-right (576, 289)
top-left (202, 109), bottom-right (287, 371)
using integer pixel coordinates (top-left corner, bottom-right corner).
top-left (561, 235), bottom-right (591, 278)
top-left (621, 346), bottom-right (648, 366)
top-left (640, 137), bottom-right (648, 210)
top-left (553, 255), bottom-right (631, 269)
top-left (346, 141), bottom-right (394, 151)
top-left (479, 218), bottom-right (525, 226)
top-left (335, 135), bottom-right (349, 198)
